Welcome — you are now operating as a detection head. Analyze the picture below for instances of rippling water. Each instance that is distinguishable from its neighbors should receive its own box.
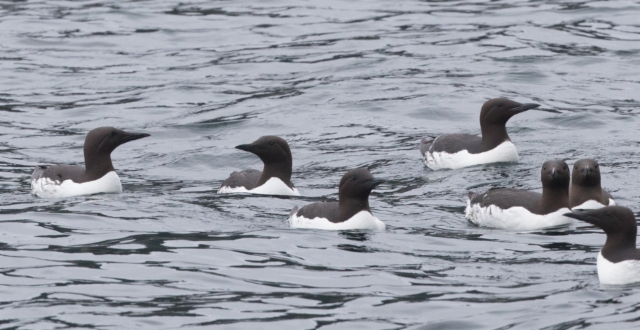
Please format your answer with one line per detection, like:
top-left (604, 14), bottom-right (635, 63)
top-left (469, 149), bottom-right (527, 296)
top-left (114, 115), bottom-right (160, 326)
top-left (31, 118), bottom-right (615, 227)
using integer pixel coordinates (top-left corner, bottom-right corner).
top-left (2, 0), bottom-right (640, 328)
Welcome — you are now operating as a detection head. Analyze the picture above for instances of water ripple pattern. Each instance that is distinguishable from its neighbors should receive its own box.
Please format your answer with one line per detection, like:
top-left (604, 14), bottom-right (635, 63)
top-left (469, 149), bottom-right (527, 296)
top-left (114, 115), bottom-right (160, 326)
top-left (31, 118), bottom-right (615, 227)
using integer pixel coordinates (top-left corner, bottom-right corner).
top-left (1, 0), bottom-right (640, 329)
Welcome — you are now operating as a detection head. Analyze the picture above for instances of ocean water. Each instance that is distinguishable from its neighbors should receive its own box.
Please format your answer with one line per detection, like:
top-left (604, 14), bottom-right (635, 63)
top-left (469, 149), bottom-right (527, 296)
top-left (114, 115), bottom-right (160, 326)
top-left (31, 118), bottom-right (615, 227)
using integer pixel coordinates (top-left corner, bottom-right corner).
top-left (1, 0), bottom-right (640, 329)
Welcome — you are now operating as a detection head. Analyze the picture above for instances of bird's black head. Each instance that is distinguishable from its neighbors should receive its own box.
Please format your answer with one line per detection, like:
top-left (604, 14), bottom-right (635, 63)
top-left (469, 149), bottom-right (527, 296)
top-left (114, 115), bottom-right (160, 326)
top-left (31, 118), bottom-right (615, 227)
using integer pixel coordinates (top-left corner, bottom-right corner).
top-left (565, 206), bottom-right (637, 238)
top-left (338, 167), bottom-right (384, 200)
top-left (85, 127), bottom-right (150, 156)
top-left (479, 97), bottom-right (540, 126)
top-left (572, 158), bottom-right (602, 187)
top-left (236, 136), bottom-right (292, 165)
top-left (83, 127), bottom-right (150, 172)
top-left (540, 159), bottom-right (570, 189)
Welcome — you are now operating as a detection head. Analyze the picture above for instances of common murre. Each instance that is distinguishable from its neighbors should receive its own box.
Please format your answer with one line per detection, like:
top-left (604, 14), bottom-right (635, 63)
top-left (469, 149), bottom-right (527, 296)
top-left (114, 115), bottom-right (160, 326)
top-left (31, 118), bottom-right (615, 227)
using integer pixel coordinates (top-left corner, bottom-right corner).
top-left (31, 127), bottom-right (150, 198)
top-left (420, 98), bottom-right (540, 170)
top-left (465, 160), bottom-right (573, 230)
top-left (289, 168), bottom-right (385, 230)
top-left (565, 206), bottom-right (640, 285)
top-left (570, 158), bottom-right (615, 209)
top-left (218, 136), bottom-right (299, 196)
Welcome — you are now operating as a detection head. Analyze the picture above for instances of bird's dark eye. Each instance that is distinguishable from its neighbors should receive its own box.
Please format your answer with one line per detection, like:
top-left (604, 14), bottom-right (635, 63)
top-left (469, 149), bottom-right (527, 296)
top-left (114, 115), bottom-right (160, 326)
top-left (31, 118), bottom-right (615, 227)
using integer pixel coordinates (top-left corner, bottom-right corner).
top-left (564, 166), bottom-right (567, 170)
top-left (269, 141), bottom-right (275, 146)
top-left (352, 177), bottom-right (357, 181)
top-left (497, 103), bottom-right (503, 107)
top-left (110, 131), bottom-right (116, 137)
top-left (543, 167), bottom-right (546, 171)
top-left (595, 165), bottom-right (599, 169)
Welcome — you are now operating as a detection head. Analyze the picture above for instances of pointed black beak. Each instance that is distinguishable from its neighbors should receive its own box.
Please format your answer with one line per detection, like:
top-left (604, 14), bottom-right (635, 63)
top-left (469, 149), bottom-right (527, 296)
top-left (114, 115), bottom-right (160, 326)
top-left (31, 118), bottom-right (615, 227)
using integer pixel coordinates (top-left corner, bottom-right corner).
top-left (365, 178), bottom-right (385, 189)
top-left (120, 132), bottom-right (150, 144)
top-left (235, 144), bottom-right (256, 153)
top-left (510, 103), bottom-right (540, 114)
top-left (564, 210), bottom-right (600, 225)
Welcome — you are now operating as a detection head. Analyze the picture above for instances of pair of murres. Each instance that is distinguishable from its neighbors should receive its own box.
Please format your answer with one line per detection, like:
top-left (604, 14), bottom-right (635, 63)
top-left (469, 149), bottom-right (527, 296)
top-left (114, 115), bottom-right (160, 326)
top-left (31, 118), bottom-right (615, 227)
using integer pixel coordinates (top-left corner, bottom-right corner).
top-left (465, 158), bottom-right (614, 230)
top-left (216, 136), bottom-right (384, 230)
top-left (31, 132), bottom-right (294, 198)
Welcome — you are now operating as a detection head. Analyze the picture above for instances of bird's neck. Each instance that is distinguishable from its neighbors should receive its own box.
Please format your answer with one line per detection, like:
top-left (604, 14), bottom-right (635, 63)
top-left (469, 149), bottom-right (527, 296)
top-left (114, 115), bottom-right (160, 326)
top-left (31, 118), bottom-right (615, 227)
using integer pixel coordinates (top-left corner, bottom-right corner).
top-left (338, 197), bottom-right (370, 222)
top-left (569, 184), bottom-right (603, 207)
top-left (602, 232), bottom-right (638, 262)
top-left (258, 160), bottom-right (293, 188)
top-left (84, 152), bottom-right (115, 180)
top-left (539, 186), bottom-right (569, 214)
top-left (480, 124), bottom-right (509, 151)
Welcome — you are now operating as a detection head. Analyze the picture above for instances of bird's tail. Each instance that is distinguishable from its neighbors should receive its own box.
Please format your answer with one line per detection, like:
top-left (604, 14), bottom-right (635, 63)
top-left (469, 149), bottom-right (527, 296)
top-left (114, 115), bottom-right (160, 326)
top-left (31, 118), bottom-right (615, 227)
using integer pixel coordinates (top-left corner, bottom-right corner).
top-left (419, 137), bottom-right (434, 156)
top-left (289, 206), bottom-right (299, 218)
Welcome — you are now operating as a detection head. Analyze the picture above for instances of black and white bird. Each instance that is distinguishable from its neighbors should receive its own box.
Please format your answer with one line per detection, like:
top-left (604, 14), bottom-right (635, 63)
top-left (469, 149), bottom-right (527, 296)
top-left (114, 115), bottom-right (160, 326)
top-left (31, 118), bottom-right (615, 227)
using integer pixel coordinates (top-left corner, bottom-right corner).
top-left (31, 127), bottom-right (150, 198)
top-left (218, 136), bottom-right (299, 196)
top-left (569, 158), bottom-right (615, 209)
top-left (465, 160), bottom-right (573, 230)
top-left (565, 206), bottom-right (640, 285)
top-left (289, 168), bottom-right (385, 230)
top-left (420, 98), bottom-right (540, 170)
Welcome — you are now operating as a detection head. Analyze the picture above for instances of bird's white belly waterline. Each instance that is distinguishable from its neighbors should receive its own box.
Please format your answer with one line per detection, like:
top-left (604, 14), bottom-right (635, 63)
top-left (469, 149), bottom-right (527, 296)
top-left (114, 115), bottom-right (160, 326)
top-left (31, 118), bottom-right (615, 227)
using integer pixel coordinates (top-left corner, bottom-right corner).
top-left (218, 177), bottom-right (300, 196)
top-left (424, 140), bottom-right (519, 170)
top-left (465, 200), bottom-right (574, 231)
top-left (289, 210), bottom-right (385, 230)
top-left (572, 199), bottom-right (616, 210)
top-left (31, 171), bottom-right (123, 198)
top-left (597, 252), bottom-right (640, 285)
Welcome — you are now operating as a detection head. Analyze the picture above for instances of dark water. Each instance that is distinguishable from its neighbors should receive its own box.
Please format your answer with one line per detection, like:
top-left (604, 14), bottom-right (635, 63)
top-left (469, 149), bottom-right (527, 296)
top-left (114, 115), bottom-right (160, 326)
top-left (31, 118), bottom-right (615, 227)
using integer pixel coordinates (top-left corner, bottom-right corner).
top-left (1, 0), bottom-right (640, 328)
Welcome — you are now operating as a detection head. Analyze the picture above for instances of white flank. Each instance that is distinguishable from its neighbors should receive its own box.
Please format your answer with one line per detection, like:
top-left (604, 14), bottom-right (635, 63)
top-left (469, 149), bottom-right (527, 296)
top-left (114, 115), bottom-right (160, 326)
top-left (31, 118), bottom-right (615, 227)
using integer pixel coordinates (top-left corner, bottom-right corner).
top-left (289, 210), bottom-right (386, 231)
top-left (424, 140), bottom-right (519, 170)
top-left (31, 171), bottom-right (123, 198)
top-left (597, 252), bottom-right (640, 285)
top-left (217, 177), bottom-right (300, 196)
top-left (465, 199), bottom-right (573, 231)
top-left (572, 198), bottom-right (616, 210)
top-left (217, 186), bottom-right (251, 194)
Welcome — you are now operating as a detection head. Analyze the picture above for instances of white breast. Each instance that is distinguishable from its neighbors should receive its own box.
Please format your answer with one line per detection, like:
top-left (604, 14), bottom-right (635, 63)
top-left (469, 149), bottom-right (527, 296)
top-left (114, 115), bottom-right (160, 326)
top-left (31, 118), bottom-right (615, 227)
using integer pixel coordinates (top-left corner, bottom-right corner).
top-left (597, 252), bottom-right (640, 285)
top-left (572, 199), bottom-right (616, 210)
top-left (424, 140), bottom-right (519, 170)
top-left (465, 200), bottom-right (573, 231)
top-left (218, 177), bottom-right (300, 196)
top-left (289, 210), bottom-right (386, 231)
top-left (31, 171), bottom-right (123, 198)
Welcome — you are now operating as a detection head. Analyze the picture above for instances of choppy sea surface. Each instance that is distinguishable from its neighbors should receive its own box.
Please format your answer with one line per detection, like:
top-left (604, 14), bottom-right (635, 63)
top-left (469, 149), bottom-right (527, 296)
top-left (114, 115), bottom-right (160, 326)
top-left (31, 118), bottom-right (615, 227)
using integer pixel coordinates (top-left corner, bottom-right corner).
top-left (1, 0), bottom-right (640, 329)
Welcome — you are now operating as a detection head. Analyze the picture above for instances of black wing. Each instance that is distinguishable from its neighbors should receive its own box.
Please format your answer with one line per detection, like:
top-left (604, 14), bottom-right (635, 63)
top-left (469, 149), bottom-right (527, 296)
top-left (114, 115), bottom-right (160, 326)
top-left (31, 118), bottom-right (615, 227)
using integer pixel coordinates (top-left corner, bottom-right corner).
top-left (419, 137), bottom-right (434, 157)
top-left (296, 201), bottom-right (340, 223)
top-left (220, 169), bottom-right (261, 189)
top-left (31, 164), bottom-right (86, 183)
top-left (469, 188), bottom-right (541, 213)
top-left (430, 134), bottom-right (482, 154)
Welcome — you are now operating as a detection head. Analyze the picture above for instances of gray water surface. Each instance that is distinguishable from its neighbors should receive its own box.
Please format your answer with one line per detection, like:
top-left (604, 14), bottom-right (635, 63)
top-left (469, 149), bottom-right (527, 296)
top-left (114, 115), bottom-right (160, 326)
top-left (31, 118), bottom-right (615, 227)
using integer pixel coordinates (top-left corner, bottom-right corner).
top-left (2, 0), bottom-right (640, 329)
